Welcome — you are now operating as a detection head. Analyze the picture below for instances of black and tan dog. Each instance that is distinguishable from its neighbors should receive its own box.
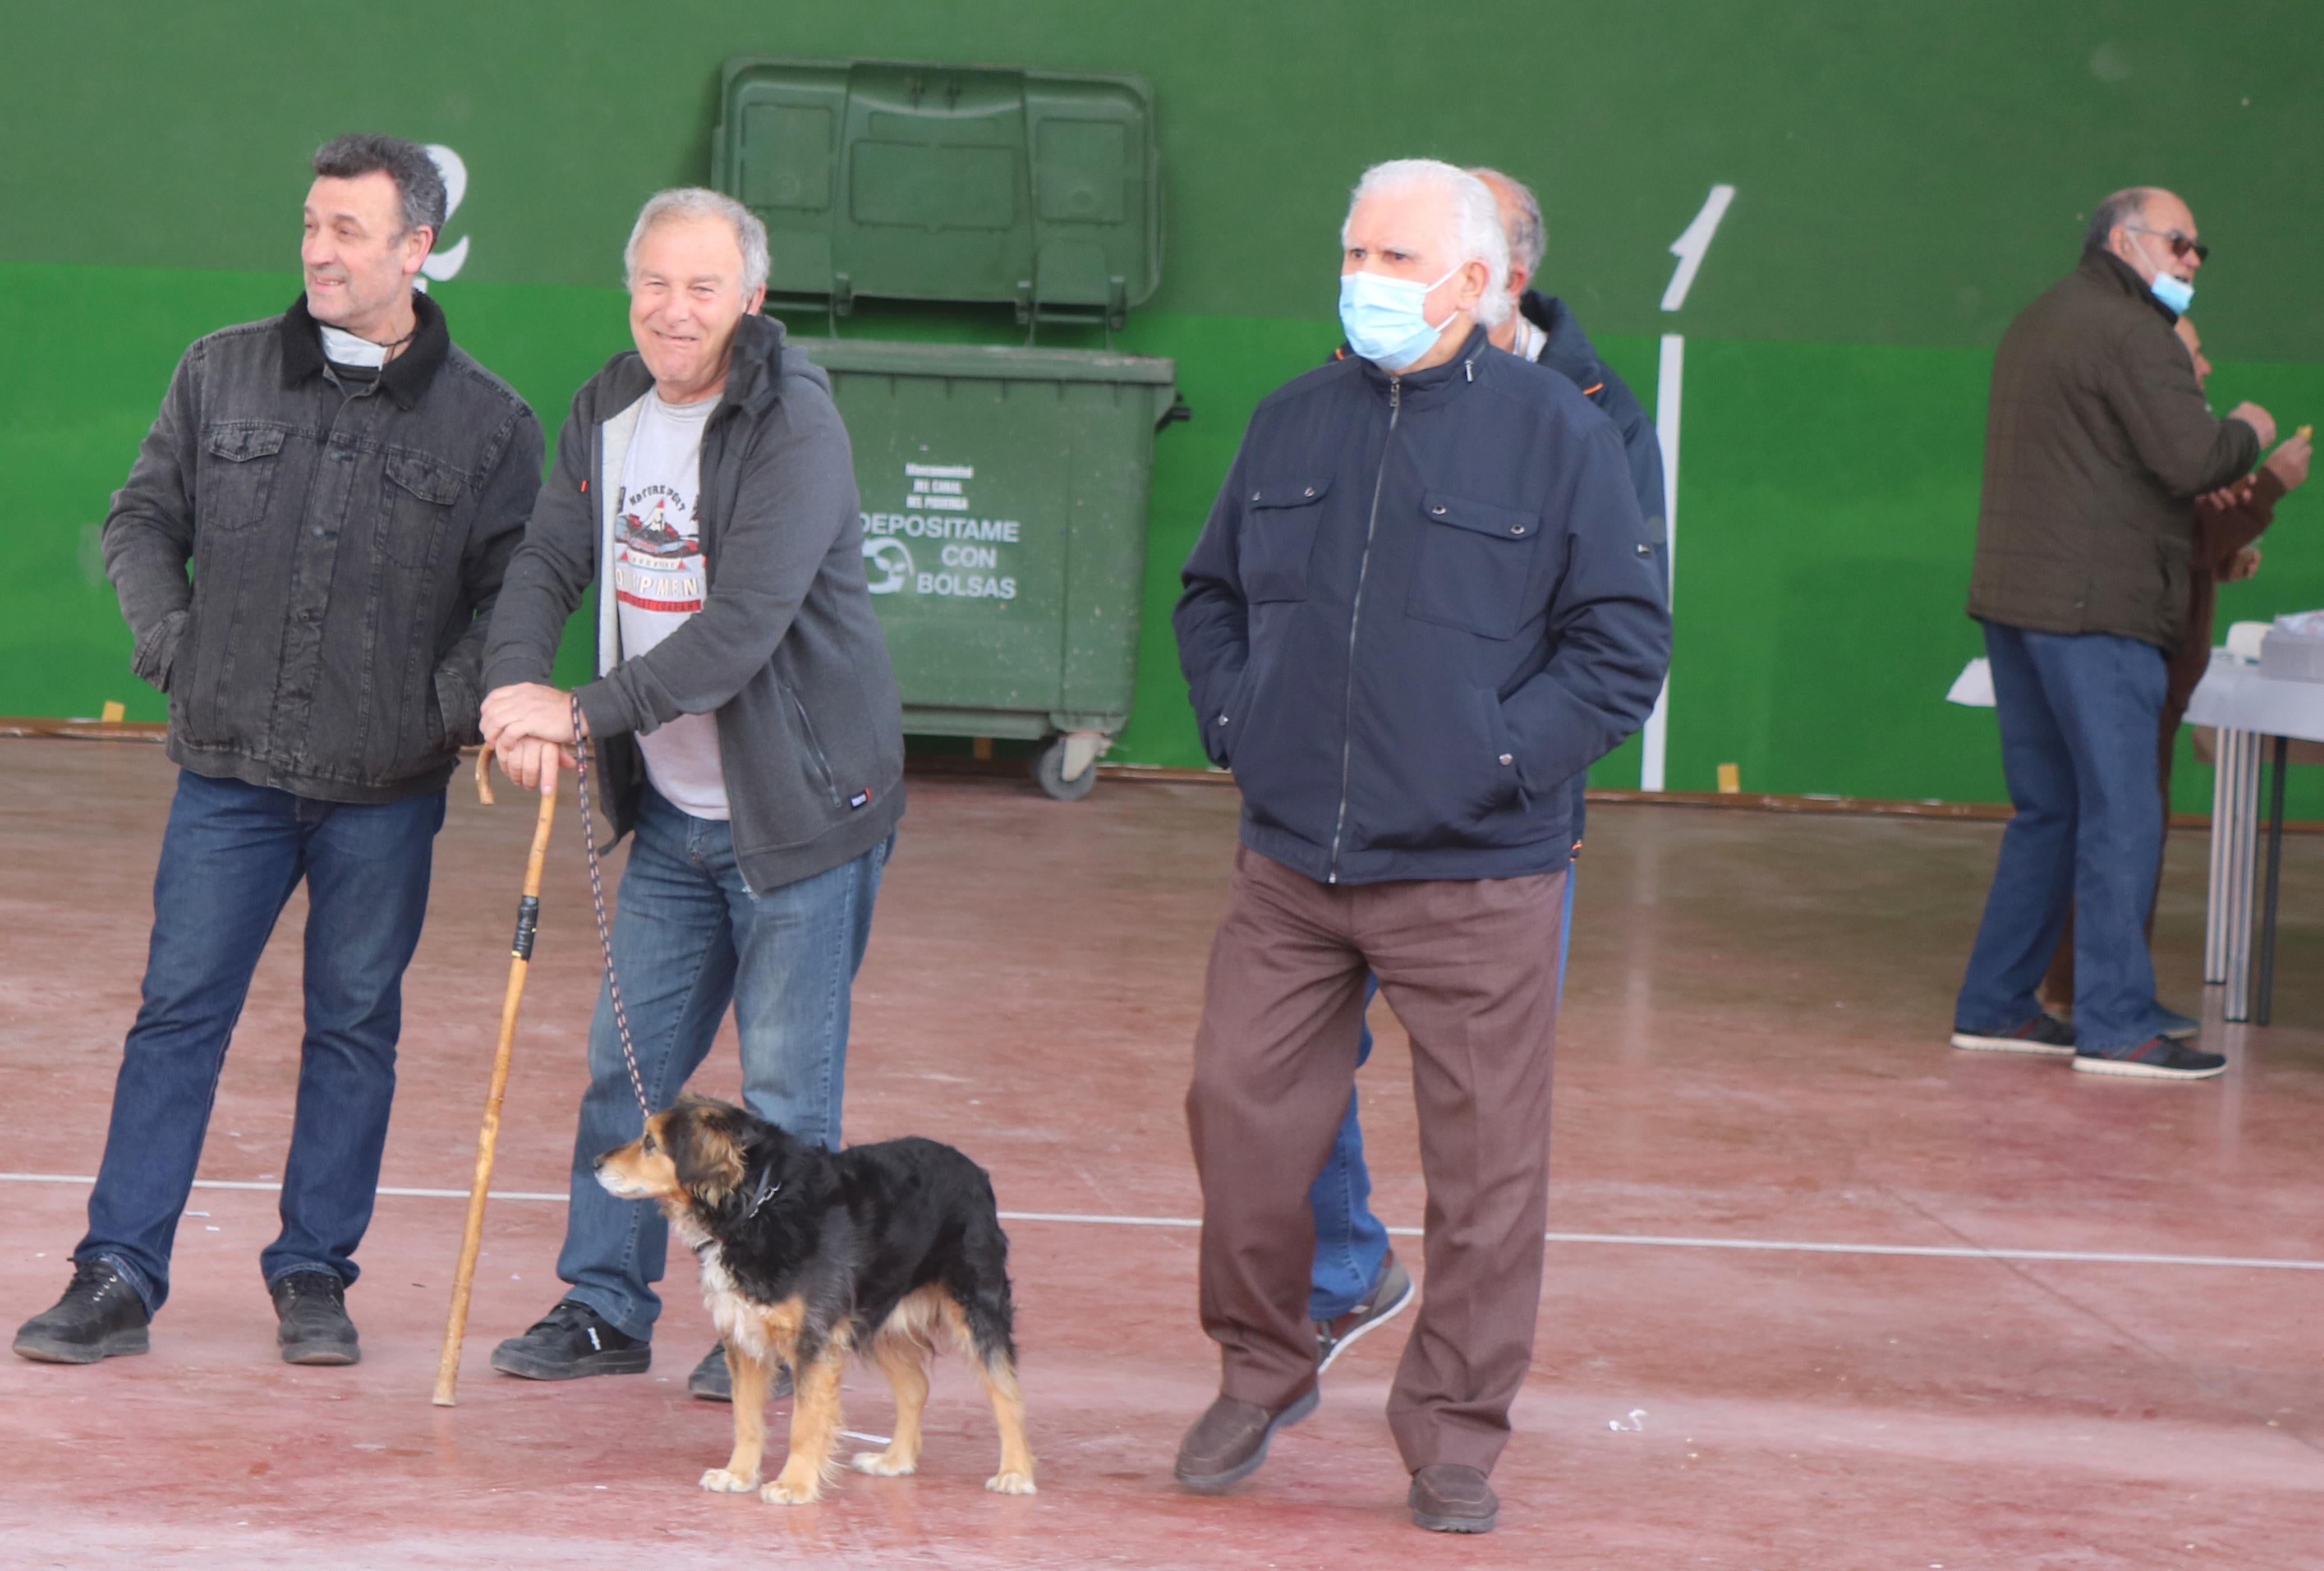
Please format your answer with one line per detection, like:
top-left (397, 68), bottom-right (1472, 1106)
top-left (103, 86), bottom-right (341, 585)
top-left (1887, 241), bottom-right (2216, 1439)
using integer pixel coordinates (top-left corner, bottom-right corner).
top-left (593, 1096), bottom-right (1035, 1504)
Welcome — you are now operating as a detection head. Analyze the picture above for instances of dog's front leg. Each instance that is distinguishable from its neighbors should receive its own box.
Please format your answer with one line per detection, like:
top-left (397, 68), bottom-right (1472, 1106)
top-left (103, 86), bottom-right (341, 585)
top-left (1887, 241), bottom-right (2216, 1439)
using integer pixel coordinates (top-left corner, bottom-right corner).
top-left (700, 1344), bottom-right (773, 1492)
top-left (763, 1346), bottom-right (846, 1505)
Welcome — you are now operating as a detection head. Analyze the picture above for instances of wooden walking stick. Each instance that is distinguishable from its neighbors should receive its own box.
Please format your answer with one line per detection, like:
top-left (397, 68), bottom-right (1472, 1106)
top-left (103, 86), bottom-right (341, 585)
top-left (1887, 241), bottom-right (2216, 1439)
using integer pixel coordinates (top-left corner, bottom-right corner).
top-left (432, 745), bottom-right (557, 1407)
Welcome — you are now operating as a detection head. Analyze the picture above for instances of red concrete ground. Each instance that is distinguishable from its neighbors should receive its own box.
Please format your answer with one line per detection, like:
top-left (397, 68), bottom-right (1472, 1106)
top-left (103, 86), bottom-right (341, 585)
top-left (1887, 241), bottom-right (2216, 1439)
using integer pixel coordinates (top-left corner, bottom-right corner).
top-left (1, 736), bottom-right (2319, 1569)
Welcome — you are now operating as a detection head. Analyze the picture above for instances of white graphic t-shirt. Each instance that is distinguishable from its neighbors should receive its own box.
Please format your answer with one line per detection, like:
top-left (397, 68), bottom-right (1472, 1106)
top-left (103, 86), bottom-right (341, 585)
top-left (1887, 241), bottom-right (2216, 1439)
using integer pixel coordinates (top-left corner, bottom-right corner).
top-left (614, 391), bottom-right (728, 819)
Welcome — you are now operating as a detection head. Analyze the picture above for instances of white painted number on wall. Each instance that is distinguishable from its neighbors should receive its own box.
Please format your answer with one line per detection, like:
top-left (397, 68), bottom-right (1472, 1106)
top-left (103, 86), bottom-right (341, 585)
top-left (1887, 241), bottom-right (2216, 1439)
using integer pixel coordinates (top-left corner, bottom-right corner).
top-left (1645, 182), bottom-right (1735, 793)
top-left (417, 145), bottom-right (469, 290)
top-left (1660, 183), bottom-right (1735, 313)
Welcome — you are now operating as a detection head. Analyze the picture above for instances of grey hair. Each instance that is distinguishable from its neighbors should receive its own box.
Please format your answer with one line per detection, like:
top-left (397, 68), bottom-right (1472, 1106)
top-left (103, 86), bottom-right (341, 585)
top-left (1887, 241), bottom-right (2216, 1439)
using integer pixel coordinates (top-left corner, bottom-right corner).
top-left (2085, 186), bottom-right (2159, 252)
top-left (1342, 159), bottom-right (1512, 327)
top-left (624, 187), bottom-right (771, 294)
top-left (1468, 167), bottom-right (1545, 280)
top-left (312, 134), bottom-right (446, 238)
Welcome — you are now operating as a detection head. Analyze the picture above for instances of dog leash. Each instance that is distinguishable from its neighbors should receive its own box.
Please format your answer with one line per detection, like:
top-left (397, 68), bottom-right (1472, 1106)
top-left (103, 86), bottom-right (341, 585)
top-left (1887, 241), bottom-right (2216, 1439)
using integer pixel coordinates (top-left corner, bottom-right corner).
top-left (573, 693), bottom-right (653, 1119)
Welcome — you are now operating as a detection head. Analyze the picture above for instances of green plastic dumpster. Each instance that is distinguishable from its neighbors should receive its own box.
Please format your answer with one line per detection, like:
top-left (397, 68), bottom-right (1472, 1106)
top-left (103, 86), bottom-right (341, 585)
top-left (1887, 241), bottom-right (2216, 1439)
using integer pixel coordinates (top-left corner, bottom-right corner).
top-left (711, 56), bottom-right (1161, 330)
top-left (797, 339), bottom-right (1178, 799)
top-left (716, 54), bottom-right (1180, 800)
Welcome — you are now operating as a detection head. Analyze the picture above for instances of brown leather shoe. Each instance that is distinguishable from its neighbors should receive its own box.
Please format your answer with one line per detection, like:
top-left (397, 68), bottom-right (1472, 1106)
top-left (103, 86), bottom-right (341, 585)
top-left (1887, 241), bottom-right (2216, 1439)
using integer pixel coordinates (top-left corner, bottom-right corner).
top-left (1172, 1386), bottom-right (1319, 1493)
top-left (1409, 1464), bottom-right (1497, 1532)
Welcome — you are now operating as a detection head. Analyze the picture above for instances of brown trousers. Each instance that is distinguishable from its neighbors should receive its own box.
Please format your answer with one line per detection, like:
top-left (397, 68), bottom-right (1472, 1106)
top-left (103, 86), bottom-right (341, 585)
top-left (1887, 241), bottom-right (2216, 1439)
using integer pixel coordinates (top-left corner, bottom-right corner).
top-left (1186, 846), bottom-right (1566, 1476)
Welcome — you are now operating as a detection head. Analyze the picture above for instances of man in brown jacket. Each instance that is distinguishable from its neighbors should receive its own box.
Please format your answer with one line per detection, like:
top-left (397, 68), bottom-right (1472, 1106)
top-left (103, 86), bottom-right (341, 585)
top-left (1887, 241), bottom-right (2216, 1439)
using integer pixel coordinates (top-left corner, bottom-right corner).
top-left (1952, 186), bottom-right (2272, 1081)
top-left (2041, 316), bottom-right (2312, 1010)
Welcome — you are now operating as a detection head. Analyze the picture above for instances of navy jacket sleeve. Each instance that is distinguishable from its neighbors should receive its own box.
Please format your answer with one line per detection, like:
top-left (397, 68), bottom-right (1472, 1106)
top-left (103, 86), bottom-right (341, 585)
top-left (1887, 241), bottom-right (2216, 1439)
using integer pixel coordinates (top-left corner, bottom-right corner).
top-left (1173, 444), bottom-right (1254, 767)
top-left (1594, 367), bottom-right (1667, 539)
top-left (1499, 421), bottom-right (1672, 794)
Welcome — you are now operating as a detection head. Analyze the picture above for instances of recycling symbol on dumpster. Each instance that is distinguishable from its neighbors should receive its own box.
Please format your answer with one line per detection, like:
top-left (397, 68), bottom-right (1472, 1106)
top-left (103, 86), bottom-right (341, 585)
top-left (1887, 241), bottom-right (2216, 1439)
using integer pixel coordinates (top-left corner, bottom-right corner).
top-left (863, 537), bottom-right (913, 595)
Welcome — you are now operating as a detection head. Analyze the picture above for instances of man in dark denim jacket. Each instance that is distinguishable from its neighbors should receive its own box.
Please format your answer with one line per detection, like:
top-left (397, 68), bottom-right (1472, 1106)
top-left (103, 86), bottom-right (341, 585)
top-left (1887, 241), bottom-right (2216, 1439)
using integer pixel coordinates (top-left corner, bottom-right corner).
top-left (13, 135), bottom-right (543, 1370)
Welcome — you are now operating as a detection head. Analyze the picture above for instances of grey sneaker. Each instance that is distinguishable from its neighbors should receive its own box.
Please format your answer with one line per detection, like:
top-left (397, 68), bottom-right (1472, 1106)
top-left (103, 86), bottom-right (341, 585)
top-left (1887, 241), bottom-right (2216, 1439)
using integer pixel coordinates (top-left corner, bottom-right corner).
top-left (1316, 1250), bottom-right (1415, 1373)
top-left (2156, 1005), bottom-right (2201, 1041)
top-left (687, 1340), bottom-right (793, 1402)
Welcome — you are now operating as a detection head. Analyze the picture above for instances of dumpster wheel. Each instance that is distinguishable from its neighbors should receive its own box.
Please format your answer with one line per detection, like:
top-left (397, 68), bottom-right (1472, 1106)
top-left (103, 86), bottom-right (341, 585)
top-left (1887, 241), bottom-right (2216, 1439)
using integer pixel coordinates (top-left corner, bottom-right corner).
top-left (1032, 732), bottom-right (1105, 802)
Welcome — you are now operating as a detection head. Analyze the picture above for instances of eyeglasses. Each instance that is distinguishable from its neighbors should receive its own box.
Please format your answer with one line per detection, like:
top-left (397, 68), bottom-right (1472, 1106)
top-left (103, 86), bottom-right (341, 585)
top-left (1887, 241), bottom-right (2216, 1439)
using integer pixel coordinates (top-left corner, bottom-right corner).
top-left (2126, 225), bottom-right (2210, 263)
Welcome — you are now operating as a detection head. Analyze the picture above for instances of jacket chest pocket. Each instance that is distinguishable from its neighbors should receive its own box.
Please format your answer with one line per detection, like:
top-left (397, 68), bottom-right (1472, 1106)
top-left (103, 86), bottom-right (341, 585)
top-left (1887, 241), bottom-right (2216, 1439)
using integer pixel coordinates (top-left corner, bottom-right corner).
top-left (1405, 490), bottom-right (1550, 640)
top-left (197, 422), bottom-right (289, 535)
top-left (1238, 477), bottom-right (1331, 603)
top-left (381, 450), bottom-right (468, 571)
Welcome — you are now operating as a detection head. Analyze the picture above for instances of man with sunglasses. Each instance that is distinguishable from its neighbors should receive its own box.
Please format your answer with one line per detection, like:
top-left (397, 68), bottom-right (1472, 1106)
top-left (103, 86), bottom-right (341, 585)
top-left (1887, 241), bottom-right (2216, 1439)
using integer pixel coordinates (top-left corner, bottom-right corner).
top-left (2036, 314), bottom-right (2311, 1017)
top-left (1956, 187), bottom-right (2272, 1081)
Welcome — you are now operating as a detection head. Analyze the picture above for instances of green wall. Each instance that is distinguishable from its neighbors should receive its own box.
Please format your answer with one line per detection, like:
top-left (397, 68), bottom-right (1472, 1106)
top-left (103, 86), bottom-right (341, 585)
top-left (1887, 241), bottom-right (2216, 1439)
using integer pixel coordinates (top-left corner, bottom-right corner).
top-left (9, 2), bottom-right (2322, 813)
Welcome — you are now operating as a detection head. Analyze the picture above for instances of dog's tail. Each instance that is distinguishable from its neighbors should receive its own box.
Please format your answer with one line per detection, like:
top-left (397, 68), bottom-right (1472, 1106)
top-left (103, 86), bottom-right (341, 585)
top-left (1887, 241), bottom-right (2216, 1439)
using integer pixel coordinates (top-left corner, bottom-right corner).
top-left (950, 1184), bottom-right (1019, 1373)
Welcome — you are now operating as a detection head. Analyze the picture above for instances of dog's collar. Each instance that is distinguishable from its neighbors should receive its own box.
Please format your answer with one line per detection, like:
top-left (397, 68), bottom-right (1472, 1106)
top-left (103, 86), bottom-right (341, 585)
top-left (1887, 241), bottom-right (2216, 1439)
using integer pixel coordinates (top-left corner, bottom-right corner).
top-left (741, 1161), bottom-right (782, 1219)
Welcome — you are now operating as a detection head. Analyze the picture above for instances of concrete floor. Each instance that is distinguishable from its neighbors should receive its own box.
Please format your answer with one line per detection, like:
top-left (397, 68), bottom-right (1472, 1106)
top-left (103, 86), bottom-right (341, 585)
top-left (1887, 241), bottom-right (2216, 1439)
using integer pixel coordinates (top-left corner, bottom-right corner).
top-left (1, 737), bottom-right (2319, 1569)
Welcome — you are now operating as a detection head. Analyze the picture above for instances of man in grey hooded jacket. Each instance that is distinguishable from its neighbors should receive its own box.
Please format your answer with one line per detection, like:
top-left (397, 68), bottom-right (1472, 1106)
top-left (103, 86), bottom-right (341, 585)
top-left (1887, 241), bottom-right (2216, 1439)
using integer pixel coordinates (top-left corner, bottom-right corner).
top-left (478, 189), bottom-right (904, 1393)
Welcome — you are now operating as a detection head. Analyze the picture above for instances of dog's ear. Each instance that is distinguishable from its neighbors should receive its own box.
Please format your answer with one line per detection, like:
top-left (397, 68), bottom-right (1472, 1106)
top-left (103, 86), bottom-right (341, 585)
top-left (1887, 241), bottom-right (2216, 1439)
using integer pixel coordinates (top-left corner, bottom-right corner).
top-left (667, 1101), bottom-right (747, 1208)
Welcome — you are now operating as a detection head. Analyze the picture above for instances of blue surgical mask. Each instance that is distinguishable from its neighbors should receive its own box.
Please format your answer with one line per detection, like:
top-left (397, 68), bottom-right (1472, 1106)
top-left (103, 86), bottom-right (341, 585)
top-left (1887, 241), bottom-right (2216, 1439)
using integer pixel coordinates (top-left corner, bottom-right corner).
top-left (2150, 272), bottom-right (2195, 316)
top-left (1339, 265), bottom-right (1463, 372)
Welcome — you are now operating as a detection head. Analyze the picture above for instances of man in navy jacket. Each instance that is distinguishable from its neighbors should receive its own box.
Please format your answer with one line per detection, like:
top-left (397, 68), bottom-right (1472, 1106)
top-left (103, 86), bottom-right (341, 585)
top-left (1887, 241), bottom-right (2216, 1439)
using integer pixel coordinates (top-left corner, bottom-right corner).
top-left (1301, 168), bottom-right (1670, 1377)
top-left (1169, 160), bottom-right (1668, 1534)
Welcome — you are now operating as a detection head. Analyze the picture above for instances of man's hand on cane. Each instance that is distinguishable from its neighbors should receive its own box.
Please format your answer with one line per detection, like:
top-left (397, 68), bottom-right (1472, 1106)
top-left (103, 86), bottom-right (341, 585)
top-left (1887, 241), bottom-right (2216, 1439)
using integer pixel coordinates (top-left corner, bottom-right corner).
top-left (481, 682), bottom-right (586, 793)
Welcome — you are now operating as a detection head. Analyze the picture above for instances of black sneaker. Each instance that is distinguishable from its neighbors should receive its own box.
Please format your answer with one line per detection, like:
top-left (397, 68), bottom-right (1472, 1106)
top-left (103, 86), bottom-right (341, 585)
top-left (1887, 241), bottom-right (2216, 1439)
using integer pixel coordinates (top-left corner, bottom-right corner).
top-left (490, 1300), bottom-right (650, 1380)
top-left (13, 1259), bottom-right (151, 1365)
top-left (686, 1340), bottom-right (794, 1402)
top-left (1316, 1250), bottom-right (1416, 1373)
top-left (2073, 1038), bottom-right (2227, 1081)
top-left (270, 1270), bottom-right (360, 1366)
top-left (1950, 1013), bottom-right (2076, 1057)
top-left (2156, 1005), bottom-right (2202, 1041)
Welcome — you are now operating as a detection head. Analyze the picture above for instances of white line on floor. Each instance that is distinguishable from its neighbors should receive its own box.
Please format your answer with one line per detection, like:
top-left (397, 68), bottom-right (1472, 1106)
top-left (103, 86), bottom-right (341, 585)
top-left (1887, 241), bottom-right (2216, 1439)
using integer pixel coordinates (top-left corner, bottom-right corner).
top-left (3, 1173), bottom-right (2315, 1273)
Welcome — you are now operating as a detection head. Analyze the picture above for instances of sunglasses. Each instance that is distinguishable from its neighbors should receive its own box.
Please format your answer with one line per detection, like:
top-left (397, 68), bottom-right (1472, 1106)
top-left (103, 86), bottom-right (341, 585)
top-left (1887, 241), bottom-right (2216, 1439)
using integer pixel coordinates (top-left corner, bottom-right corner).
top-left (2126, 225), bottom-right (2211, 263)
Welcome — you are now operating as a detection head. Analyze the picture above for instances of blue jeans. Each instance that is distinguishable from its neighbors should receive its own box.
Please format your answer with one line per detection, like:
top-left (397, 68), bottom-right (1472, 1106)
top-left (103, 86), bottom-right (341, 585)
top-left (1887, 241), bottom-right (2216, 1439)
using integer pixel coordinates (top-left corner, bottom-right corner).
top-left (1956, 623), bottom-right (2171, 1055)
top-left (556, 787), bottom-right (890, 1339)
top-left (76, 770), bottom-right (444, 1312)
top-left (1307, 869), bottom-right (1576, 1320)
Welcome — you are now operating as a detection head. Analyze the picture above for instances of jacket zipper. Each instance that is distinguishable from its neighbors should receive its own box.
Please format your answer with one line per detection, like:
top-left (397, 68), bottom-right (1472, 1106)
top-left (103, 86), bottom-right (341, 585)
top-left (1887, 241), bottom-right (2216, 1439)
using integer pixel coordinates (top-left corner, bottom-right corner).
top-left (787, 685), bottom-right (843, 806)
top-left (1327, 375), bottom-right (1400, 884)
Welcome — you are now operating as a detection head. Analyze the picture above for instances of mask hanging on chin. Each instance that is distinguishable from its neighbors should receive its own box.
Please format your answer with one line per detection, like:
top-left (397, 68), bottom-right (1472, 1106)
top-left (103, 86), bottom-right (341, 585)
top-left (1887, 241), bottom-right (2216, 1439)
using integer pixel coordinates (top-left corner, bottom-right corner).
top-left (2149, 271), bottom-right (2195, 316)
top-left (2130, 229), bottom-right (2198, 316)
top-left (318, 323), bottom-right (389, 368)
top-left (1339, 264), bottom-right (1465, 372)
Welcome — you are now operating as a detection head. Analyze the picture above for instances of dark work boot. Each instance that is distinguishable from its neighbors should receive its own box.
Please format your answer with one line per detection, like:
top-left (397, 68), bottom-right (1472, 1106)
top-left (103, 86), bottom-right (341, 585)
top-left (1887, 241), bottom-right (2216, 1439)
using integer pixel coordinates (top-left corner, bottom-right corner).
top-left (13, 1259), bottom-right (151, 1365)
top-left (490, 1300), bottom-right (650, 1380)
top-left (687, 1340), bottom-right (794, 1402)
top-left (270, 1270), bottom-right (360, 1366)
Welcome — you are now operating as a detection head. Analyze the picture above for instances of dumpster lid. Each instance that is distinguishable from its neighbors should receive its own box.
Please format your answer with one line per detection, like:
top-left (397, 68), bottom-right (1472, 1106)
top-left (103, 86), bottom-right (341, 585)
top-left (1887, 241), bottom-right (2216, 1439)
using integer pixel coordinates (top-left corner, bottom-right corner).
top-left (796, 338), bottom-right (1176, 385)
top-left (713, 56), bottom-right (1162, 331)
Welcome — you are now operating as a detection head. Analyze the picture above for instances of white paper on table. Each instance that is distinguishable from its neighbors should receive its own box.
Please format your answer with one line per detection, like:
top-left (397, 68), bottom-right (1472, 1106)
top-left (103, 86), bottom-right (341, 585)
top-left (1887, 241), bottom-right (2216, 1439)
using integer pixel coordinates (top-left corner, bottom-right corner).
top-left (2274, 608), bottom-right (2324, 638)
top-left (2226, 621), bottom-right (2272, 662)
top-left (1946, 657), bottom-right (1995, 708)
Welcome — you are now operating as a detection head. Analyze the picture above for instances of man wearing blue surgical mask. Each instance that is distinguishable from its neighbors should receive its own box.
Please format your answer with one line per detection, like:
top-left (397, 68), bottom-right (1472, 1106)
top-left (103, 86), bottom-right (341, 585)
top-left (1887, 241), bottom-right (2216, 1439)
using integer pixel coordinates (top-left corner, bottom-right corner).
top-left (1300, 167), bottom-right (1669, 1390)
top-left (1170, 159), bottom-right (1668, 1532)
top-left (1956, 186), bottom-right (2273, 1081)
